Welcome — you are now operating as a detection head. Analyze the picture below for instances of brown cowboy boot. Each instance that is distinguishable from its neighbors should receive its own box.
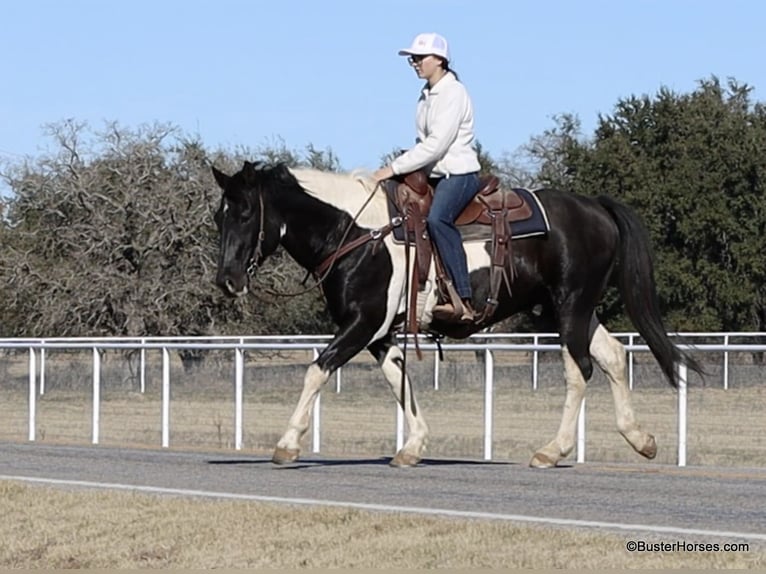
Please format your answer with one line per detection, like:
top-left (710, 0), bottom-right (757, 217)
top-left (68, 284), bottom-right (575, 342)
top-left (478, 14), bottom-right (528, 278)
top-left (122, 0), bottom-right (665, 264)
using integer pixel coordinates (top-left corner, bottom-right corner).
top-left (460, 298), bottom-right (477, 322)
top-left (432, 298), bottom-right (476, 323)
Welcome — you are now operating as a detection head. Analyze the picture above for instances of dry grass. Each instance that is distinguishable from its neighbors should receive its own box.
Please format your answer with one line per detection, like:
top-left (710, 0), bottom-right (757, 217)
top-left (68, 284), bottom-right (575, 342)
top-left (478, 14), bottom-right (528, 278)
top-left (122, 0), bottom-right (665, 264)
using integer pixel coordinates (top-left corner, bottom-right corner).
top-left (0, 481), bottom-right (763, 569)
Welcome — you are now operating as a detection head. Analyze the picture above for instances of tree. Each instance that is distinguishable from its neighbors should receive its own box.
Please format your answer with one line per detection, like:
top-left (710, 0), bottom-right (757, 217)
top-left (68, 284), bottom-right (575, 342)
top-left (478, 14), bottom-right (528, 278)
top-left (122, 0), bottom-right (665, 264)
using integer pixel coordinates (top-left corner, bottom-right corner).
top-left (558, 77), bottom-right (766, 331)
top-left (0, 121), bottom-right (336, 338)
top-left (492, 114), bottom-right (588, 191)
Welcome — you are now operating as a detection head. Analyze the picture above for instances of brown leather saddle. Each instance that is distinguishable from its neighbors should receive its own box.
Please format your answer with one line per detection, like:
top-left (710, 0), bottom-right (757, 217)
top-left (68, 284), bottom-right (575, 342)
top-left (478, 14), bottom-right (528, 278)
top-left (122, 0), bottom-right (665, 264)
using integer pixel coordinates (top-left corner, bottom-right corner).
top-left (386, 169), bottom-right (534, 328)
top-left (394, 170), bottom-right (532, 225)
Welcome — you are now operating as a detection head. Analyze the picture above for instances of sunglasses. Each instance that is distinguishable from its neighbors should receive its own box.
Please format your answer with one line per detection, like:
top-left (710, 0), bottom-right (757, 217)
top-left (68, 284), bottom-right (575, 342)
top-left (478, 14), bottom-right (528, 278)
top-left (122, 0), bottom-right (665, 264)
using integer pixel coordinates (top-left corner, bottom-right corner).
top-left (407, 54), bottom-right (429, 65)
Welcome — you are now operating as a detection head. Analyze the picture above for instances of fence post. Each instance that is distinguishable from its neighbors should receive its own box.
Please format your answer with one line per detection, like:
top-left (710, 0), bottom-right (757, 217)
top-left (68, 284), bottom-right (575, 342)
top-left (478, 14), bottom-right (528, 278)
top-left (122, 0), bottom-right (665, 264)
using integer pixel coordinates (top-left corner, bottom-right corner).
top-left (92, 347), bottom-right (101, 445)
top-left (162, 347), bottom-right (170, 448)
top-left (484, 349), bottom-right (494, 460)
top-left (628, 334), bottom-right (634, 390)
top-left (532, 335), bottom-right (539, 390)
top-left (39, 341), bottom-right (46, 396)
top-left (28, 348), bottom-right (36, 442)
top-left (677, 362), bottom-right (688, 467)
top-left (234, 341), bottom-right (244, 450)
top-left (723, 334), bottom-right (729, 390)
top-left (433, 348), bottom-right (440, 390)
top-left (576, 397), bottom-right (586, 463)
top-left (312, 348), bottom-right (321, 453)
top-left (140, 338), bottom-right (146, 394)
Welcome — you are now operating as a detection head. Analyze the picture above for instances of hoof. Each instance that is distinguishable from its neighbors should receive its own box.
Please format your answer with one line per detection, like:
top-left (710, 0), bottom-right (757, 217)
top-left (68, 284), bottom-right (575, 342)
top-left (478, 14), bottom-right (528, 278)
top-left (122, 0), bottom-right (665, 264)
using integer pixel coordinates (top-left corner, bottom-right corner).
top-left (529, 452), bottom-right (558, 468)
top-left (390, 451), bottom-right (421, 468)
top-left (638, 435), bottom-right (657, 459)
top-left (272, 446), bottom-right (300, 465)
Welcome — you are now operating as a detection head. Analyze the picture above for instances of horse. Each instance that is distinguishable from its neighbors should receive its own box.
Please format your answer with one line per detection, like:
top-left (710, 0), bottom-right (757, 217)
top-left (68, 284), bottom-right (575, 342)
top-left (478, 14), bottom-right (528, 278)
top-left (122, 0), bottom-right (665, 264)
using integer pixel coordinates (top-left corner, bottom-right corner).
top-left (212, 160), bottom-right (702, 468)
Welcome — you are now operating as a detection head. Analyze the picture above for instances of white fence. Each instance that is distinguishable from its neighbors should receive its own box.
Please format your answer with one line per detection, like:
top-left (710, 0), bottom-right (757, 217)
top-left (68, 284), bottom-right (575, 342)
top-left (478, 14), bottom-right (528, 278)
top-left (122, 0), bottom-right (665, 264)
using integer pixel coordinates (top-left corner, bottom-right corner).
top-left (2, 332), bottom-right (765, 467)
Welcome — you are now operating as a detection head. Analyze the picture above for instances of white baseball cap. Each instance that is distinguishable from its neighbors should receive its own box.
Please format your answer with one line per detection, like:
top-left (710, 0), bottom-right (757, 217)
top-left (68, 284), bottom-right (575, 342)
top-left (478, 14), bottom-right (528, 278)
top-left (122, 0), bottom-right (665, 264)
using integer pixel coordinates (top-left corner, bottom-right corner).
top-left (398, 32), bottom-right (450, 62)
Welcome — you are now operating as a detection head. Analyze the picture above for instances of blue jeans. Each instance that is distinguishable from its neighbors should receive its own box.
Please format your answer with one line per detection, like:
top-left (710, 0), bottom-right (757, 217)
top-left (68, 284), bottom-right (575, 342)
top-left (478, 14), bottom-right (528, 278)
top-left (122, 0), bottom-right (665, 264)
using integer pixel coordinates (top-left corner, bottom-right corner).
top-left (427, 172), bottom-right (480, 300)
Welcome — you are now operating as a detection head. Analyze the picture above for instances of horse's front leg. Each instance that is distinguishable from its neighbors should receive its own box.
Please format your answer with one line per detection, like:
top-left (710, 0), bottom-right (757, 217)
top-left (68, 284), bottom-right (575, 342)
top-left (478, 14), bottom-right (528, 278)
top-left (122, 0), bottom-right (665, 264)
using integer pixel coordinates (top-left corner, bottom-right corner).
top-left (368, 333), bottom-right (429, 467)
top-left (271, 361), bottom-right (332, 464)
top-left (272, 322), bottom-right (376, 465)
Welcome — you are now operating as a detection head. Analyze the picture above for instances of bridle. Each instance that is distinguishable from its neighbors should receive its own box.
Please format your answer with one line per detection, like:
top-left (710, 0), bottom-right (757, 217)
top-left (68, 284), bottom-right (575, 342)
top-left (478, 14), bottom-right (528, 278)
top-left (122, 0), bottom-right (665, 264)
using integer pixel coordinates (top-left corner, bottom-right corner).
top-left (243, 180), bottom-right (401, 297)
top-left (245, 193), bottom-right (266, 277)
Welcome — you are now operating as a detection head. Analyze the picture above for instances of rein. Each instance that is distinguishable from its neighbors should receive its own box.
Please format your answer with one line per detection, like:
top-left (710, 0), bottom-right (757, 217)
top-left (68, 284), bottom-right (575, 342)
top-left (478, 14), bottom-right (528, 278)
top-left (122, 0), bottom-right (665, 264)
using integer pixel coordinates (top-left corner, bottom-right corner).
top-left (246, 193), bottom-right (266, 277)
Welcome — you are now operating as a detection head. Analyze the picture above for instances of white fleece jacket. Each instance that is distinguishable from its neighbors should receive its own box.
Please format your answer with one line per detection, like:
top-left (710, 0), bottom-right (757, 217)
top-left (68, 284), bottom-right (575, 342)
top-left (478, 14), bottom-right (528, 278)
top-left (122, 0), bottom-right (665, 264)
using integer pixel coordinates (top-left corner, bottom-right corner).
top-left (390, 72), bottom-right (481, 177)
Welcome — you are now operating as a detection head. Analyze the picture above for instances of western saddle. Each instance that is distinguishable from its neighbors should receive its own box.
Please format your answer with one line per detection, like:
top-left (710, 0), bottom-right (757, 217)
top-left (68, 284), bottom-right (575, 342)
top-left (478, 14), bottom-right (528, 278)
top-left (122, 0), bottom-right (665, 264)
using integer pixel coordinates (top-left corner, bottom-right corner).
top-left (387, 170), bottom-right (533, 333)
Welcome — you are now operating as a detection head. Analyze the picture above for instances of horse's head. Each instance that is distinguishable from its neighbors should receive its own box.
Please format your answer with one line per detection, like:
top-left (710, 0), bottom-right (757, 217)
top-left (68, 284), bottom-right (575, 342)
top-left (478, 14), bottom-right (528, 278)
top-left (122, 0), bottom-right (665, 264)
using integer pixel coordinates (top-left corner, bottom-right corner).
top-left (212, 161), bottom-right (284, 297)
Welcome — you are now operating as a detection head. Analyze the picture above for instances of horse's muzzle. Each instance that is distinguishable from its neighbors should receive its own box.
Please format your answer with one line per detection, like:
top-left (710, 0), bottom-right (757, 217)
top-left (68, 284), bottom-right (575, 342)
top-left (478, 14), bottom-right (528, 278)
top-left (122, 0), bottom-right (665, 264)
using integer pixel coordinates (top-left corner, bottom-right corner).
top-left (216, 271), bottom-right (248, 298)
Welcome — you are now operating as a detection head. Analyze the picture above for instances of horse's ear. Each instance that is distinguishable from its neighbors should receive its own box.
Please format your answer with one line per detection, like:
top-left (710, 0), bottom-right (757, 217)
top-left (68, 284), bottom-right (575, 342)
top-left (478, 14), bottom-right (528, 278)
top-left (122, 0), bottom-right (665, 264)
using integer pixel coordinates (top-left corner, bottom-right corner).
top-left (274, 162), bottom-right (293, 181)
top-left (242, 160), bottom-right (259, 184)
top-left (211, 166), bottom-right (230, 190)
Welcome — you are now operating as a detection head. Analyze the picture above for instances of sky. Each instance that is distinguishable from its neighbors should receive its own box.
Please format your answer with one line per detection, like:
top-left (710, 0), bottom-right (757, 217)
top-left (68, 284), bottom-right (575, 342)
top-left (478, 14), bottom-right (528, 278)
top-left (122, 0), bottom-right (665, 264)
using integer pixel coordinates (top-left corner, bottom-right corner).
top-left (2, 0), bottom-right (766, 177)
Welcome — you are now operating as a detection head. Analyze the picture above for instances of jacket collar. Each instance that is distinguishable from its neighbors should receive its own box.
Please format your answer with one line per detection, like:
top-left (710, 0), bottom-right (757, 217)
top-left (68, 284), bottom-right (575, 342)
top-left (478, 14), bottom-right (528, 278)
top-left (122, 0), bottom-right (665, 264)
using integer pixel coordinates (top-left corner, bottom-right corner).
top-left (422, 71), bottom-right (456, 96)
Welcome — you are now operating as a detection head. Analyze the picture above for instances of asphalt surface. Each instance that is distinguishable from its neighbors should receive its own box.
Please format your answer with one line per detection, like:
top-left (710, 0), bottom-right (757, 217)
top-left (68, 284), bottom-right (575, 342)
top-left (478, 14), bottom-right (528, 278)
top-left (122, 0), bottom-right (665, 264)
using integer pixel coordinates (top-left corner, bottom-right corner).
top-left (1, 442), bottom-right (765, 543)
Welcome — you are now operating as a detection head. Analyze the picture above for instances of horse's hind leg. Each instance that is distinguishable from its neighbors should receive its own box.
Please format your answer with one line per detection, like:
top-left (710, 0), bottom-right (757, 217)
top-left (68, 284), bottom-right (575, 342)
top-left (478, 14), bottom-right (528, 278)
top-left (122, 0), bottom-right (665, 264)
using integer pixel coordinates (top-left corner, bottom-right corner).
top-left (530, 306), bottom-right (593, 468)
top-left (368, 334), bottom-right (429, 467)
top-left (590, 323), bottom-right (656, 459)
top-left (530, 320), bottom-right (657, 468)
top-left (530, 344), bottom-right (588, 468)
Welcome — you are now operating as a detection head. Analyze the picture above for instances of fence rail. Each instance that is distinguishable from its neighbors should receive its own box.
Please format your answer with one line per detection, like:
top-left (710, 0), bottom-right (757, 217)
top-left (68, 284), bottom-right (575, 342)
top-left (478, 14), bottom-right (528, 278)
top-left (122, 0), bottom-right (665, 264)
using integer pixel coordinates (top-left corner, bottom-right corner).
top-left (2, 332), bottom-right (766, 467)
top-left (4, 331), bottom-right (764, 391)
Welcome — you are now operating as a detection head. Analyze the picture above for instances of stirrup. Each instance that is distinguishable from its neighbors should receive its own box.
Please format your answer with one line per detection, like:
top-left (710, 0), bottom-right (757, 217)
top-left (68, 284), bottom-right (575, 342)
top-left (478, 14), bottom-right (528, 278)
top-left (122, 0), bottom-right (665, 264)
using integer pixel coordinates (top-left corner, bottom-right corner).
top-left (432, 300), bottom-right (475, 323)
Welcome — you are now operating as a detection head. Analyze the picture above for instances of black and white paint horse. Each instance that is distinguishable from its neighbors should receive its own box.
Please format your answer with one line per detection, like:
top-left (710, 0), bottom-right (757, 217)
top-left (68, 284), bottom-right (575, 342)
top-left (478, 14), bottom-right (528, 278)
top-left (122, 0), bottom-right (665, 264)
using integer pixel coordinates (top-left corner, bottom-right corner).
top-left (212, 161), bottom-right (701, 467)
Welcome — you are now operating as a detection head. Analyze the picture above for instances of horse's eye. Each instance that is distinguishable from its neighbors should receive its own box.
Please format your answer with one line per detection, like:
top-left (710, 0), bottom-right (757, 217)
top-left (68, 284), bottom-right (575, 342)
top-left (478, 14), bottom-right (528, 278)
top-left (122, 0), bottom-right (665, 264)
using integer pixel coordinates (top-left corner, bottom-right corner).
top-left (222, 200), bottom-right (251, 220)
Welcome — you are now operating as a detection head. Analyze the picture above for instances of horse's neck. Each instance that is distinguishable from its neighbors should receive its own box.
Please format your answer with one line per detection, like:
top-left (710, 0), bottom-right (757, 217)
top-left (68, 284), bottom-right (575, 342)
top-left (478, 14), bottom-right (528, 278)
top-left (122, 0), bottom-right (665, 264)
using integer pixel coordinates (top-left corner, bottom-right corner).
top-left (270, 186), bottom-right (352, 271)
top-left (269, 170), bottom-right (389, 271)
top-left (289, 169), bottom-right (389, 228)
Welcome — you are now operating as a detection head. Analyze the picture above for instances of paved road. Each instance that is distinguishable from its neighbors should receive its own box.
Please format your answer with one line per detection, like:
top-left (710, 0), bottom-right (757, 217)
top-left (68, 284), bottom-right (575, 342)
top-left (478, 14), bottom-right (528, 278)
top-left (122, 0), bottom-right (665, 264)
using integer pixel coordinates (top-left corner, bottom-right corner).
top-left (1, 442), bottom-right (765, 543)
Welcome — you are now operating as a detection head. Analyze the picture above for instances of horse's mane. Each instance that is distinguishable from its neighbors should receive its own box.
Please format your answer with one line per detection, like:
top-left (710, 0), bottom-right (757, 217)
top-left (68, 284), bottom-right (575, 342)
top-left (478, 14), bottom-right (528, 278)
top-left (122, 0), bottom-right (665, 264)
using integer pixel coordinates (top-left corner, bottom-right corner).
top-left (288, 168), bottom-right (390, 228)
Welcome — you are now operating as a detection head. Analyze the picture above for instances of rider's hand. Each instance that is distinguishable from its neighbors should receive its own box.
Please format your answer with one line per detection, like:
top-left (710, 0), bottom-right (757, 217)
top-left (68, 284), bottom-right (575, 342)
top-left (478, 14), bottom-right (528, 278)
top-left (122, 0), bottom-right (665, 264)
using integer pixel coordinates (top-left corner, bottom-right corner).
top-left (372, 165), bottom-right (394, 182)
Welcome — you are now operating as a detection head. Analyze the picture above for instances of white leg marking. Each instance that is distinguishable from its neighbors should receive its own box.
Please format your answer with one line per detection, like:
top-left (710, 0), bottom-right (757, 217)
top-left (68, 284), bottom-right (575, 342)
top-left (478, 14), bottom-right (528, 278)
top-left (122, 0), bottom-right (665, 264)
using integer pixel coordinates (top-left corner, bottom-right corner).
top-left (379, 345), bottom-right (429, 465)
top-left (590, 324), bottom-right (656, 458)
top-left (276, 363), bottom-right (331, 453)
top-left (530, 345), bottom-right (586, 468)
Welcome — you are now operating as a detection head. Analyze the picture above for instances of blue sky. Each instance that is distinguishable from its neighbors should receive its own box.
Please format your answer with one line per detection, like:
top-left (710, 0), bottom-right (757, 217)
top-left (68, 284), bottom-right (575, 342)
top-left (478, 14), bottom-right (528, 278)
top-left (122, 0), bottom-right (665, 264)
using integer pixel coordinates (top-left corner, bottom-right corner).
top-left (2, 0), bottom-right (765, 173)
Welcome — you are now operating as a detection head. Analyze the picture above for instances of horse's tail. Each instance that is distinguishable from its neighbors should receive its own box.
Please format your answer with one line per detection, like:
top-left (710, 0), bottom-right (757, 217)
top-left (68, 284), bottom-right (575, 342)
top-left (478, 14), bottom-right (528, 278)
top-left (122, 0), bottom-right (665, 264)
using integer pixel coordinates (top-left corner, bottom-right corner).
top-left (597, 195), bottom-right (703, 388)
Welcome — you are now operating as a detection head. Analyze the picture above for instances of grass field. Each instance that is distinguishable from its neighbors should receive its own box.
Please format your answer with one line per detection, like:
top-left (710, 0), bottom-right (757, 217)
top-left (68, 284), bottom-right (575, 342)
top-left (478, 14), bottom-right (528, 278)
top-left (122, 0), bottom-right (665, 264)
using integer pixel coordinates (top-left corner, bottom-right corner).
top-left (1, 481), bottom-right (764, 569)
